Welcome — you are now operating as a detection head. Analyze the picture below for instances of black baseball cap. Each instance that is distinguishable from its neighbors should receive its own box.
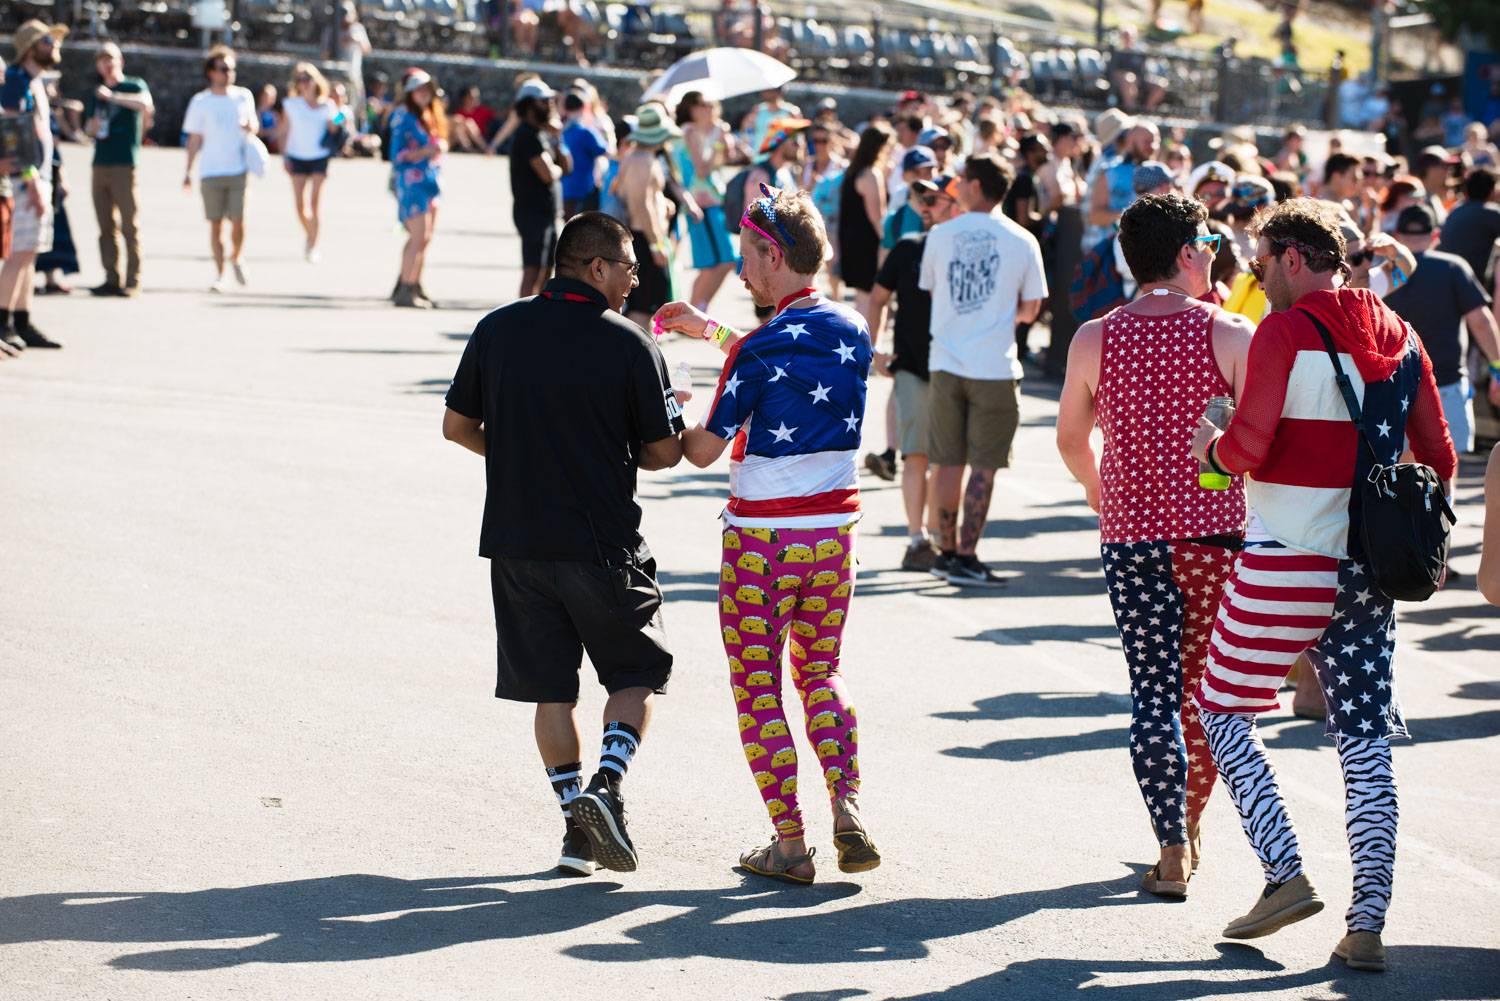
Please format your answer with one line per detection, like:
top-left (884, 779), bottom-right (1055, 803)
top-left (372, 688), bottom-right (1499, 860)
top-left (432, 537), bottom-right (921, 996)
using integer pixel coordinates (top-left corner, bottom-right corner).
top-left (1394, 203), bottom-right (1436, 235)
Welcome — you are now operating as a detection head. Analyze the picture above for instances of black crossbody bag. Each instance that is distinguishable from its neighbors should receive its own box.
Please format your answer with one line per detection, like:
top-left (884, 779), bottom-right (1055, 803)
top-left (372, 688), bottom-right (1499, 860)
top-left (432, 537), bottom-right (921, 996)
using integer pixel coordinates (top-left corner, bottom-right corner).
top-left (1300, 309), bottom-right (1455, 601)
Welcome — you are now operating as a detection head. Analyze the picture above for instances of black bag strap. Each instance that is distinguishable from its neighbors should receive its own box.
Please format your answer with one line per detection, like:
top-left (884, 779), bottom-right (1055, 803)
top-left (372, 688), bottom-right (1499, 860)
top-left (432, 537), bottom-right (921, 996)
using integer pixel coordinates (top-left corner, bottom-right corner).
top-left (1297, 308), bottom-right (1383, 467)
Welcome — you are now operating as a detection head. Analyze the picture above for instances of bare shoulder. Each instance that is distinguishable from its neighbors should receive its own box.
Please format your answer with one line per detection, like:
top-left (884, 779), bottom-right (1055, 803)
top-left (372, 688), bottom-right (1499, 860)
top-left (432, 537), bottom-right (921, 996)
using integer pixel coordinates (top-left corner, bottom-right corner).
top-left (1071, 317), bottom-right (1105, 355)
top-left (1212, 307), bottom-right (1257, 343)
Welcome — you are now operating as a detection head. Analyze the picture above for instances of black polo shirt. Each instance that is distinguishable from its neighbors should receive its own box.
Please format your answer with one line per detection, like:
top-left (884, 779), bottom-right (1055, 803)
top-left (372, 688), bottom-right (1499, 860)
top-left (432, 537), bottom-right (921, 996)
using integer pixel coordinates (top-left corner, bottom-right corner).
top-left (445, 277), bottom-right (685, 564)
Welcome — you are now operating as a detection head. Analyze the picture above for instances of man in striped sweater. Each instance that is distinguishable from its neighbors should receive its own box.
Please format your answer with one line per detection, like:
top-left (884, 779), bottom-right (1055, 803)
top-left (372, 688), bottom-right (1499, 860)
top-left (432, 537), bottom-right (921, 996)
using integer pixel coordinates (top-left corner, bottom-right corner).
top-left (1188, 199), bottom-right (1456, 973)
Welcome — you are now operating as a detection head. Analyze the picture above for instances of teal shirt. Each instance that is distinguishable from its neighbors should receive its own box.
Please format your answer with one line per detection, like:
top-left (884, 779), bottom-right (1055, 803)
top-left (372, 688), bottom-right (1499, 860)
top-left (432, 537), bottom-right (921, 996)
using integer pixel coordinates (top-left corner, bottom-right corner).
top-left (85, 77), bottom-right (149, 168)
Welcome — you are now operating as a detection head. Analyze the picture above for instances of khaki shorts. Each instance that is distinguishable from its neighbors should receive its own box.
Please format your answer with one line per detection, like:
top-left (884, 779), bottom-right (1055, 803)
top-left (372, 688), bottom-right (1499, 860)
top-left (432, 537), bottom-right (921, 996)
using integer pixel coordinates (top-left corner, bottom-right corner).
top-left (893, 369), bottom-right (932, 457)
top-left (201, 172), bottom-right (247, 222)
top-left (11, 179), bottom-right (54, 254)
top-left (928, 370), bottom-right (1020, 470)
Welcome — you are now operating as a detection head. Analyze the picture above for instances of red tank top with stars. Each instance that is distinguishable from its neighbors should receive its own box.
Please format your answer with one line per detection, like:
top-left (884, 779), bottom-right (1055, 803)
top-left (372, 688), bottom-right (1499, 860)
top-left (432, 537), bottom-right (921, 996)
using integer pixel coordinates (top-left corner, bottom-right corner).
top-left (1095, 299), bottom-right (1247, 545)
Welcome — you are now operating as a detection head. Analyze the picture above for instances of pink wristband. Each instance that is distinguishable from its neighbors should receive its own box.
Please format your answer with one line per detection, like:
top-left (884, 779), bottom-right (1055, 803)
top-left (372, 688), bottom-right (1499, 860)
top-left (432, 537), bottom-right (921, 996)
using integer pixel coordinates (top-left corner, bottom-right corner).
top-left (704, 320), bottom-right (734, 346)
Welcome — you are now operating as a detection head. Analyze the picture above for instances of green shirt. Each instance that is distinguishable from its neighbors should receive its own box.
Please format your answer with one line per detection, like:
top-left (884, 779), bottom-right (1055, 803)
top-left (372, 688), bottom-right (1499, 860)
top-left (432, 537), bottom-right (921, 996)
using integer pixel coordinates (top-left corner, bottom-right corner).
top-left (85, 76), bottom-right (149, 168)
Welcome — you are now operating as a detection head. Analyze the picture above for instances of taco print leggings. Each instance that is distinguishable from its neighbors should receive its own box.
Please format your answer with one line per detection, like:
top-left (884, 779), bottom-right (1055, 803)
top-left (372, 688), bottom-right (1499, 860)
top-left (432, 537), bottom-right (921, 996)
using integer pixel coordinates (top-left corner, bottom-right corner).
top-left (718, 523), bottom-right (861, 842)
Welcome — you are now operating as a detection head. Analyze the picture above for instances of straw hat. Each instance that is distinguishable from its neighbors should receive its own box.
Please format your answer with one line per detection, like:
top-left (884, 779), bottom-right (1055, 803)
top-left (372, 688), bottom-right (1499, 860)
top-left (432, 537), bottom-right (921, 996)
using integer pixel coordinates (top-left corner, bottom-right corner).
top-left (632, 101), bottom-right (682, 146)
top-left (13, 19), bottom-right (67, 61)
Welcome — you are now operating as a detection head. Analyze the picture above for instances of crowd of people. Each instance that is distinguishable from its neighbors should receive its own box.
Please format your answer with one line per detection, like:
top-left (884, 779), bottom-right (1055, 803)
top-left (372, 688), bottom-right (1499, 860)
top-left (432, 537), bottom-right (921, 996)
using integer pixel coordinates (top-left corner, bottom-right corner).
top-left (6, 16), bottom-right (1500, 978)
top-left (429, 51), bottom-right (1500, 982)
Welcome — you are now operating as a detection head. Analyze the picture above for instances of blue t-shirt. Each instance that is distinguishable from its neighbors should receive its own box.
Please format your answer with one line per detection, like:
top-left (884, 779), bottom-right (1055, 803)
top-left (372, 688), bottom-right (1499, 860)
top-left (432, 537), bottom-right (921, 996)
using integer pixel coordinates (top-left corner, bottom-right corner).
top-left (560, 120), bottom-right (607, 200)
top-left (881, 202), bottom-right (923, 250)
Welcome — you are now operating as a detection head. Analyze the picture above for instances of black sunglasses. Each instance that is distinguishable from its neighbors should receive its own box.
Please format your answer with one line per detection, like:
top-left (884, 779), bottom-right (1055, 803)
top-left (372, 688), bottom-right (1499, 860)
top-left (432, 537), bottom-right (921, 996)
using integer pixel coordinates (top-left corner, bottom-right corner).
top-left (1347, 249), bottom-right (1374, 267)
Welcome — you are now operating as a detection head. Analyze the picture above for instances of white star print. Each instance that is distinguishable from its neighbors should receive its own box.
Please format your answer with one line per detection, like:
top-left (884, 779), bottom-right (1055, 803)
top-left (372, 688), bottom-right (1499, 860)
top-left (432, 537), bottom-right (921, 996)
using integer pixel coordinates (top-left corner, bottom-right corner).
top-left (784, 323), bottom-right (807, 340)
top-left (1375, 420), bottom-right (1391, 437)
top-left (723, 372), bottom-right (742, 396)
top-left (834, 341), bottom-right (857, 364)
top-left (843, 411), bottom-right (860, 433)
top-left (808, 382), bottom-right (831, 404)
top-left (769, 422), bottom-right (796, 443)
top-left (769, 366), bottom-right (788, 382)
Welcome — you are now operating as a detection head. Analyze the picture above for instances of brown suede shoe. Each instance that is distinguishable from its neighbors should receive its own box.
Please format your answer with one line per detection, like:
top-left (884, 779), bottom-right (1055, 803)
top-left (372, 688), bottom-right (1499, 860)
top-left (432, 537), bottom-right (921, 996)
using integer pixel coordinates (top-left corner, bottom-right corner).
top-left (1333, 931), bottom-right (1386, 972)
top-left (1223, 873), bottom-right (1324, 939)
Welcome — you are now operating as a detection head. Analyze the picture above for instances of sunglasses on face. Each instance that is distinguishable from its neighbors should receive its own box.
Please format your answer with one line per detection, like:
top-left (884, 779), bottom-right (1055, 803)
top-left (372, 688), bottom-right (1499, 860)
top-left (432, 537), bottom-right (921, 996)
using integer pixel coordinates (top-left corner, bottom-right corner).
top-left (1249, 252), bottom-right (1276, 283)
top-left (1191, 233), bottom-right (1223, 254)
top-left (1347, 249), bottom-right (1374, 267)
top-left (212, 63), bottom-right (234, 73)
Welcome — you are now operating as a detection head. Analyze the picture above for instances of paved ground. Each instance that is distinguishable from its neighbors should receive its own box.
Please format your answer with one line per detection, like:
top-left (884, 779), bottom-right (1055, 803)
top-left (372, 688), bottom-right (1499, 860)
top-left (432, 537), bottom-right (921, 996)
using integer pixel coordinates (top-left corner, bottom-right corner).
top-left (2, 146), bottom-right (1498, 1000)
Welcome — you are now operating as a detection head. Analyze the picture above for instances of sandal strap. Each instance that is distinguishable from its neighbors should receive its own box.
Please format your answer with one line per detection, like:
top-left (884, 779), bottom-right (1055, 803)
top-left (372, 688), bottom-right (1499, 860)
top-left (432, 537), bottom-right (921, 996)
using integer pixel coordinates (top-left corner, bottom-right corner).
top-left (742, 841), bottom-right (815, 870)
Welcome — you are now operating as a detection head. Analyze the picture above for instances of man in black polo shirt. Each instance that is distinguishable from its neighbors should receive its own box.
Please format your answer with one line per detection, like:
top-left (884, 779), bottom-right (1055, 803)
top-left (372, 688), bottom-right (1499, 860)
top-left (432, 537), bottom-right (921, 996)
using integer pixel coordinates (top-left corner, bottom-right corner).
top-left (443, 212), bottom-right (686, 877)
top-left (865, 174), bottom-right (963, 571)
top-left (1386, 204), bottom-right (1500, 464)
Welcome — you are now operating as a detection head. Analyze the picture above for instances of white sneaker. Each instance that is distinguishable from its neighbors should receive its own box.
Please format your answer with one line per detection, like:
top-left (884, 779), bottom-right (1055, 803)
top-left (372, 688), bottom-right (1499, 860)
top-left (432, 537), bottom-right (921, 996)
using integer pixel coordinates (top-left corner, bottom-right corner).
top-left (208, 275), bottom-right (226, 293)
top-left (232, 261), bottom-right (247, 286)
top-left (305, 248), bottom-right (321, 264)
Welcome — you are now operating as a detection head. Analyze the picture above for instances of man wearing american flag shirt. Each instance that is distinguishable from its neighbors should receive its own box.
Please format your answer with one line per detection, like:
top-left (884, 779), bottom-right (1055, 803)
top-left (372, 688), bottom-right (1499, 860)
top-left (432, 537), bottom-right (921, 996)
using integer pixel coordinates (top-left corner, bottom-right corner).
top-left (654, 185), bottom-right (880, 885)
top-left (1188, 199), bottom-right (1456, 972)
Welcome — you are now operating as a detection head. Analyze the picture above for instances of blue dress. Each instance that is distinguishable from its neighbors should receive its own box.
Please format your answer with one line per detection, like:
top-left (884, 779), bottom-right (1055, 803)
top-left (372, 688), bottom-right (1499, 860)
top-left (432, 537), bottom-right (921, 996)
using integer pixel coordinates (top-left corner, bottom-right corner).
top-left (389, 106), bottom-right (441, 222)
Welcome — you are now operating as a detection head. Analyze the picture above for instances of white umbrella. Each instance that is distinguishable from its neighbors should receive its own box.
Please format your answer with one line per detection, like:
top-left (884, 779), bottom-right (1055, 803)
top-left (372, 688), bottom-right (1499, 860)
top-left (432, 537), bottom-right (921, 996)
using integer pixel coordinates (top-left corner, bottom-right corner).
top-left (641, 48), bottom-right (796, 107)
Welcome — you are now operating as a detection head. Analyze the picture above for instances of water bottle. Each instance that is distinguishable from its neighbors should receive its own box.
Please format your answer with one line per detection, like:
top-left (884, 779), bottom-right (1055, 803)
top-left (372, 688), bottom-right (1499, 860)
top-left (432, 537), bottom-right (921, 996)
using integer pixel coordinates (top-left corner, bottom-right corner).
top-left (1199, 395), bottom-right (1235, 490)
top-left (671, 361), bottom-right (693, 400)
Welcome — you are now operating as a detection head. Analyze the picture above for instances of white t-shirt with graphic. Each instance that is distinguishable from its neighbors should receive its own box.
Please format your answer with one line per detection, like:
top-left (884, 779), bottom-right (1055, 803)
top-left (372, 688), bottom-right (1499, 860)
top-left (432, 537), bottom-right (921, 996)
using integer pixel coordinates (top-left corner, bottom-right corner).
top-left (182, 86), bottom-right (257, 178)
top-left (919, 209), bottom-right (1048, 381)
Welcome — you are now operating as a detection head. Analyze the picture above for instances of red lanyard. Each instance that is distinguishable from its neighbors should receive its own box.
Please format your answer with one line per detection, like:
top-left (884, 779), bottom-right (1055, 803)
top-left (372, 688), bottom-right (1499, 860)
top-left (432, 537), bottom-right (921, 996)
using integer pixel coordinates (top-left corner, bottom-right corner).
top-left (776, 287), bottom-right (819, 314)
top-left (539, 291), bottom-right (596, 304)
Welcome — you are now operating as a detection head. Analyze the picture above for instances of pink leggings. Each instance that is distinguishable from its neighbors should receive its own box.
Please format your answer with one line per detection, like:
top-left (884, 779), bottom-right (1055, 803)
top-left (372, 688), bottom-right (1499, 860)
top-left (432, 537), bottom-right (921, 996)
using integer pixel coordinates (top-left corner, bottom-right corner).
top-left (718, 523), bottom-right (861, 841)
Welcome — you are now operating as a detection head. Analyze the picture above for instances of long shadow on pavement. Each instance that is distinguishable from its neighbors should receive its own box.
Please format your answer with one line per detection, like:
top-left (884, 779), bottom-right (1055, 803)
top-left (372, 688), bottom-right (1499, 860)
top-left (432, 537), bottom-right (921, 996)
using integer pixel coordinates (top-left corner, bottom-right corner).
top-left (0, 871), bottom-right (1156, 972)
top-left (935, 691), bottom-right (1128, 762)
top-left (881, 944), bottom-right (1500, 1001)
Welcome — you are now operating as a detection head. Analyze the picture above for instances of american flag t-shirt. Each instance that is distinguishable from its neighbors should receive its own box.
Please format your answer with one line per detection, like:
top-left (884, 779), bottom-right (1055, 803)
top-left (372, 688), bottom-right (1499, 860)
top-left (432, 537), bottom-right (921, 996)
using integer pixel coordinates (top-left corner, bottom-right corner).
top-left (704, 299), bottom-right (873, 528)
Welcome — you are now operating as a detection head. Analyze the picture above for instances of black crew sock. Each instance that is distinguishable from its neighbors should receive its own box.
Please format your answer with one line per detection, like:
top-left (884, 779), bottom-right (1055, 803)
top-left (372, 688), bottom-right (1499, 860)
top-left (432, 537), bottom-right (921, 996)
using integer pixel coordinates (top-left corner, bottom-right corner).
top-left (547, 760), bottom-right (583, 826)
top-left (0, 308), bottom-right (11, 332)
top-left (881, 447), bottom-right (896, 464)
top-left (596, 721), bottom-right (641, 791)
top-left (14, 310), bottom-right (30, 332)
top-left (941, 549), bottom-right (957, 559)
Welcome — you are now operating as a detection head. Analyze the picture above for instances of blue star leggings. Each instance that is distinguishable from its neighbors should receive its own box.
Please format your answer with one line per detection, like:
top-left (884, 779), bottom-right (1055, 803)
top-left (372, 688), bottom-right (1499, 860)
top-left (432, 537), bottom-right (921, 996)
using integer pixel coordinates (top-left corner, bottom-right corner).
top-left (1100, 540), bottom-right (1233, 848)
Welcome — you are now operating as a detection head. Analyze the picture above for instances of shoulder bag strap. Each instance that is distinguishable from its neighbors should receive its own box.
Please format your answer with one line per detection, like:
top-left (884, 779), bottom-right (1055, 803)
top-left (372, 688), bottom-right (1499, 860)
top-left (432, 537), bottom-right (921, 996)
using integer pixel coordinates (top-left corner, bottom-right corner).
top-left (1297, 308), bottom-right (1383, 467)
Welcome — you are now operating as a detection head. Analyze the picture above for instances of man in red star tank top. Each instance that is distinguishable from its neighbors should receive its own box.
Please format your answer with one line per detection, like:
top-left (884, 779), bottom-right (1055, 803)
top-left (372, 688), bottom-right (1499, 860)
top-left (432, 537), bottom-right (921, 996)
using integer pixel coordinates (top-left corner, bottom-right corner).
top-left (1056, 193), bottom-right (1256, 897)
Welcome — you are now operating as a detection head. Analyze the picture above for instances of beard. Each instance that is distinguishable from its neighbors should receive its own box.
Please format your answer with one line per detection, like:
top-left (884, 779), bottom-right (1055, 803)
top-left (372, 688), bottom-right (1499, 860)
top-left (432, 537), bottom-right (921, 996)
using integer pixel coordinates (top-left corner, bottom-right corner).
top-left (30, 47), bottom-right (60, 69)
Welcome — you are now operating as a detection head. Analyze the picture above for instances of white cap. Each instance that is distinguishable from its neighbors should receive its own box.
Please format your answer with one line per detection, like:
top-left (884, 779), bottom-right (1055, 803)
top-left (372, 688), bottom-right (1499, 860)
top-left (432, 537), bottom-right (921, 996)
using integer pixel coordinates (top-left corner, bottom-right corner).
top-left (516, 79), bottom-right (556, 103)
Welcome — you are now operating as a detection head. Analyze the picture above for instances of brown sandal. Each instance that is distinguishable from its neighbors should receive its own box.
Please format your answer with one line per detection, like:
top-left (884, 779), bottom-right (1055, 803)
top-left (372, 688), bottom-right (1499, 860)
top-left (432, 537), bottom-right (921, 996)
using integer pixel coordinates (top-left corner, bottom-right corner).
top-left (833, 797), bottom-right (882, 873)
top-left (1140, 863), bottom-right (1190, 898)
top-left (739, 842), bottom-right (816, 885)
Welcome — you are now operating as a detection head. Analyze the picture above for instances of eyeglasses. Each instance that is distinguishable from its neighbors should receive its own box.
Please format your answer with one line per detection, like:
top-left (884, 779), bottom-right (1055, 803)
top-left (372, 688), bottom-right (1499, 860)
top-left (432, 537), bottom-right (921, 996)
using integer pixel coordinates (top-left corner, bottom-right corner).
top-left (740, 183), bottom-right (797, 250)
top-left (596, 256), bottom-right (641, 277)
top-left (296, 75), bottom-right (312, 83)
top-left (917, 194), bottom-right (940, 207)
top-left (211, 63), bottom-right (234, 73)
top-left (1190, 234), bottom-right (1223, 254)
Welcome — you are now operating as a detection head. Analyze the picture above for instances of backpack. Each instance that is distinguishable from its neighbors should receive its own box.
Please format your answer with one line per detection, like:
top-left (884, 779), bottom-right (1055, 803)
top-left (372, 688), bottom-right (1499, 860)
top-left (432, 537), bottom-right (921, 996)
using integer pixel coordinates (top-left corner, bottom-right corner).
top-left (722, 165), bottom-right (757, 234)
top-left (1301, 309), bottom-right (1456, 601)
top-left (1069, 233), bottom-right (1128, 325)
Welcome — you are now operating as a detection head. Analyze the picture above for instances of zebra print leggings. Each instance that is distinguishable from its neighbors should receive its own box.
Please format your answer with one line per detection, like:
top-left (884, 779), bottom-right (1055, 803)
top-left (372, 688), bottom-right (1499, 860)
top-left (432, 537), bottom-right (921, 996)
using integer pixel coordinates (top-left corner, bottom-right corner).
top-left (1199, 709), bottom-right (1398, 934)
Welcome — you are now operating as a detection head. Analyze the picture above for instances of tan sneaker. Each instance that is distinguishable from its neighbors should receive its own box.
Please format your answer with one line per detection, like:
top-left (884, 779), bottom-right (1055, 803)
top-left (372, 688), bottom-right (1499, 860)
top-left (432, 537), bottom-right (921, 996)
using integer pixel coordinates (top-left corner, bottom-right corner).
top-left (1333, 931), bottom-right (1386, 972)
top-left (1223, 873), bottom-right (1324, 939)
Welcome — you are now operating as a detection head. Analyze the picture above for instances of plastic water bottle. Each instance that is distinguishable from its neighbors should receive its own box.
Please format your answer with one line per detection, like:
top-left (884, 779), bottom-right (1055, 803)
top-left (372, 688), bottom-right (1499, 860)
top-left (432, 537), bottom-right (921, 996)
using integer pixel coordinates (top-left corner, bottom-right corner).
top-left (671, 361), bottom-right (693, 399)
top-left (1199, 395), bottom-right (1235, 490)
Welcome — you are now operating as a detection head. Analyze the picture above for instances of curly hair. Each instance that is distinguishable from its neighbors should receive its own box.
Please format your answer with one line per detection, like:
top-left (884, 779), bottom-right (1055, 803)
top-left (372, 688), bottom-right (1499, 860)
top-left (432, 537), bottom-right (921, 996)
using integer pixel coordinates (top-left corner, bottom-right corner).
top-left (1249, 197), bottom-right (1347, 274)
top-left (744, 187), bottom-right (830, 276)
top-left (1118, 193), bottom-right (1208, 286)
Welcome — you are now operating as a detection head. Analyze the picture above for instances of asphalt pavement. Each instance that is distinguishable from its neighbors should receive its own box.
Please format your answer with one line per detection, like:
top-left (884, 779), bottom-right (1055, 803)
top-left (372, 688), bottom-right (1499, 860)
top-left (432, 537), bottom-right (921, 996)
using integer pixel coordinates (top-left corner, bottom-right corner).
top-left (2, 147), bottom-right (1497, 1000)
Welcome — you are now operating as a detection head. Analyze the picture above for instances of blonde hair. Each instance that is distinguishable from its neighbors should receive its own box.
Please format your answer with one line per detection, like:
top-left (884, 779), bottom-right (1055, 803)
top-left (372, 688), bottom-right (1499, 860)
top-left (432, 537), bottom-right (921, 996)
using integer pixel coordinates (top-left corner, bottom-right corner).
top-left (743, 188), bottom-right (830, 276)
top-left (290, 62), bottom-right (330, 103)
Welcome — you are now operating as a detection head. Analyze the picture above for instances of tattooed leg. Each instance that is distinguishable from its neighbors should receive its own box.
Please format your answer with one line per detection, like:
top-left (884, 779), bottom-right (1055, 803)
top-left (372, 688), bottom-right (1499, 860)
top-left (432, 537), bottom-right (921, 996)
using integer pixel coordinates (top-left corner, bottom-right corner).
top-left (957, 468), bottom-right (995, 556)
